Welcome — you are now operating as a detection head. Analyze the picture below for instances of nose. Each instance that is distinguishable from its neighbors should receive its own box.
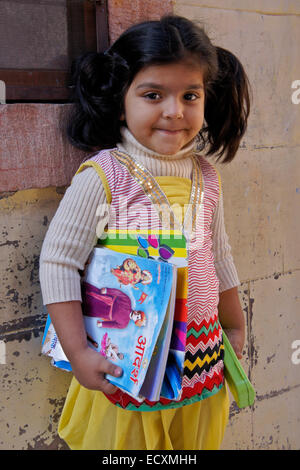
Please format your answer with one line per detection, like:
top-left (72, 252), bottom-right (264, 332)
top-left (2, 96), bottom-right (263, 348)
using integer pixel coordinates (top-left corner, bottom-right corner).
top-left (162, 98), bottom-right (184, 120)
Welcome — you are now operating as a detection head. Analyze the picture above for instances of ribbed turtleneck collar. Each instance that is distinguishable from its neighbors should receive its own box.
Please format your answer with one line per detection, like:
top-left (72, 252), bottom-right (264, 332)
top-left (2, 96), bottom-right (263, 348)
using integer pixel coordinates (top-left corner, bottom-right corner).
top-left (116, 127), bottom-right (194, 179)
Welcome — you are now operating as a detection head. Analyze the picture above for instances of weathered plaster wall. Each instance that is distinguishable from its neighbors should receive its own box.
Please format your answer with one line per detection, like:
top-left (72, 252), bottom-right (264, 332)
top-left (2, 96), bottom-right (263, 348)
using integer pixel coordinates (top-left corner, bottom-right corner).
top-left (0, 0), bottom-right (299, 450)
top-left (107, 0), bottom-right (174, 42)
top-left (0, 104), bottom-right (87, 449)
top-left (173, 0), bottom-right (300, 449)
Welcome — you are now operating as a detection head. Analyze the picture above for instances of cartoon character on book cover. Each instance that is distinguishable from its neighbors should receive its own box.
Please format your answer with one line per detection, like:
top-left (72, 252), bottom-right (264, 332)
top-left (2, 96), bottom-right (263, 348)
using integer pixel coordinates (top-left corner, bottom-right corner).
top-left (111, 258), bottom-right (152, 289)
top-left (82, 283), bottom-right (147, 329)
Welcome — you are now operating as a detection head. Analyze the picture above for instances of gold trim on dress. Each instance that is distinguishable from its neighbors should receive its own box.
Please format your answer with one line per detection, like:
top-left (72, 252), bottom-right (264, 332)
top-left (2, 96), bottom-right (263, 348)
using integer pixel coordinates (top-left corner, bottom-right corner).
top-left (110, 149), bottom-right (204, 241)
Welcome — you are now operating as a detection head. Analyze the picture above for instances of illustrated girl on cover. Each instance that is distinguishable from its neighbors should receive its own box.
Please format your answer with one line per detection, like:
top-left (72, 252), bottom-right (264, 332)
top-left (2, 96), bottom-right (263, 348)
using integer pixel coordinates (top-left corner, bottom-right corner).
top-left (111, 258), bottom-right (153, 289)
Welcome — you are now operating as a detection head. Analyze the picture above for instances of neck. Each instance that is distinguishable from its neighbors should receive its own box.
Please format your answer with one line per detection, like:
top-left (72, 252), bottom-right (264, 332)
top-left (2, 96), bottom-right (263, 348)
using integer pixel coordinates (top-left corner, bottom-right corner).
top-left (116, 127), bottom-right (195, 179)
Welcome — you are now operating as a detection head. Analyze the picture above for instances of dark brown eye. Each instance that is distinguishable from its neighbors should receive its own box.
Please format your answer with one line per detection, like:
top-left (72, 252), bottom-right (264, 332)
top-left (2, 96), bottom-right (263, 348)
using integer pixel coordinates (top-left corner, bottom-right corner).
top-left (144, 92), bottom-right (161, 100)
top-left (184, 93), bottom-right (198, 101)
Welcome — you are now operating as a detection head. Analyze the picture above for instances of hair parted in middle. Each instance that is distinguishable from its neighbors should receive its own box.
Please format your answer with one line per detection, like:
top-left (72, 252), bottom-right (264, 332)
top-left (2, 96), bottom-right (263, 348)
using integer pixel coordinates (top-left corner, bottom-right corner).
top-left (67, 15), bottom-right (250, 163)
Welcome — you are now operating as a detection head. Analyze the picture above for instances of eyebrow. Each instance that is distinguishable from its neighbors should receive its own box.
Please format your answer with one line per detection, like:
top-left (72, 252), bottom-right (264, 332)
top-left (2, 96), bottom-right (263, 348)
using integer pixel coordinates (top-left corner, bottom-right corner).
top-left (136, 82), bottom-right (204, 90)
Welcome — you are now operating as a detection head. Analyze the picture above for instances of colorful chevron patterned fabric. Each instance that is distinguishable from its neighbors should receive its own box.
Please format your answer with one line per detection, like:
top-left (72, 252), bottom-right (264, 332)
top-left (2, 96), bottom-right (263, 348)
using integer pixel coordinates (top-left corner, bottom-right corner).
top-left (76, 149), bottom-right (224, 411)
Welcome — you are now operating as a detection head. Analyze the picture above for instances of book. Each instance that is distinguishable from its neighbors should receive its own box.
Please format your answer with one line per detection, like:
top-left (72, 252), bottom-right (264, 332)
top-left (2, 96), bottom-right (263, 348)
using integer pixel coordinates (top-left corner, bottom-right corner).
top-left (42, 245), bottom-right (183, 402)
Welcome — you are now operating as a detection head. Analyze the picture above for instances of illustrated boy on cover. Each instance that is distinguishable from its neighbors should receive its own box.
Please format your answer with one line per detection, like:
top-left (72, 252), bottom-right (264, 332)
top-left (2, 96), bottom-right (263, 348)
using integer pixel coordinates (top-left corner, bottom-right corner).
top-left (82, 283), bottom-right (147, 329)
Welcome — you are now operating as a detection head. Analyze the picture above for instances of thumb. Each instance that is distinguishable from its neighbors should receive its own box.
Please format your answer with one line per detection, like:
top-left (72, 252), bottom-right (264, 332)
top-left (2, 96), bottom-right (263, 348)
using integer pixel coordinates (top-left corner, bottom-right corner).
top-left (99, 355), bottom-right (123, 378)
top-left (100, 357), bottom-right (123, 395)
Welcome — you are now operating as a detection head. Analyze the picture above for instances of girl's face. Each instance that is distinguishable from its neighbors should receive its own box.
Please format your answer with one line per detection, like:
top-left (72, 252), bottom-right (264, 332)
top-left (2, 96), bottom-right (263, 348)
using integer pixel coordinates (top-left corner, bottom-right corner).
top-left (123, 60), bottom-right (205, 155)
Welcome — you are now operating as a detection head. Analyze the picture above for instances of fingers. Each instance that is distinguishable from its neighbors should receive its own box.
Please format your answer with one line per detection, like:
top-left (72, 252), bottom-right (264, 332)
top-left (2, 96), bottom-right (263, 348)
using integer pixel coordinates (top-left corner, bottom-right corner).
top-left (230, 343), bottom-right (242, 360)
top-left (235, 350), bottom-right (243, 360)
top-left (232, 344), bottom-right (243, 360)
top-left (71, 347), bottom-right (123, 394)
top-left (98, 357), bottom-right (123, 394)
top-left (99, 376), bottom-right (118, 395)
top-left (100, 355), bottom-right (123, 378)
top-left (97, 378), bottom-right (120, 395)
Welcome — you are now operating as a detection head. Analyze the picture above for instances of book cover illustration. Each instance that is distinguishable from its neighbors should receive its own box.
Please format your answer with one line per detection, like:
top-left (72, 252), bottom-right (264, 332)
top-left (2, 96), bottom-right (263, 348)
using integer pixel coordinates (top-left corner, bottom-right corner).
top-left (42, 245), bottom-right (177, 400)
top-left (42, 315), bottom-right (71, 371)
top-left (97, 231), bottom-right (188, 401)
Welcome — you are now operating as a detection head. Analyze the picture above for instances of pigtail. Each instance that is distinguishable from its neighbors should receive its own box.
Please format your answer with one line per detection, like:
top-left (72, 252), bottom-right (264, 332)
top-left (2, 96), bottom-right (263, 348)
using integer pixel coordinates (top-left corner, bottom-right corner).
top-left (67, 51), bottom-right (129, 151)
top-left (200, 47), bottom-right (251, 163)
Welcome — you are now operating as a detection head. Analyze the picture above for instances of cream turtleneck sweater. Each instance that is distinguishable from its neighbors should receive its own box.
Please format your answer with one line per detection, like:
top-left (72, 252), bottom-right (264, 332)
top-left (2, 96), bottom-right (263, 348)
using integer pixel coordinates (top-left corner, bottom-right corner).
top-left (39, 128), bottom-right (239, 305)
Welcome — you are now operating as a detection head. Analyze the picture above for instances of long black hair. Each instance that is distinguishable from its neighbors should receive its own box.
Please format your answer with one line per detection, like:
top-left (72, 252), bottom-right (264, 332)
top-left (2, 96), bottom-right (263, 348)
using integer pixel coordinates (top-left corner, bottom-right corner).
top-left (67, 15), bottom-right (250, 163)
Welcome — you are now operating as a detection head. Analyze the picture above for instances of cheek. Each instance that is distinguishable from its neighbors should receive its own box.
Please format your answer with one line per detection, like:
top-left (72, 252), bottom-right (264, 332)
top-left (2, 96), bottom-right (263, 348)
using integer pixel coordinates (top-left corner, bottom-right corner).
top-left (191, 108), bottom-right (205, 130)
top-left (124, 99), bottom-right (142, 123)
top-left (127, 106), bottom-right (155, 135)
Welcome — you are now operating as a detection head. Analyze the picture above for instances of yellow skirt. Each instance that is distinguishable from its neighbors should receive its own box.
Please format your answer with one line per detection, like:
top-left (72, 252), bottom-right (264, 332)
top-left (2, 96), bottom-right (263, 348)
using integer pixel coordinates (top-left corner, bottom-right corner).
top-left (58, 377), bottom-right (229, 450)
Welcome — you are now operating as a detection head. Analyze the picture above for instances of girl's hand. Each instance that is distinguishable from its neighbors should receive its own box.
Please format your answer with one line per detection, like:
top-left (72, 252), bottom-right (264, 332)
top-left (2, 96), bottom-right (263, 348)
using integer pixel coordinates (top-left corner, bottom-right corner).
top-left (218, 287), bottom-right (246, 360)
top-left (223, 327), bottom-right (245, 360)
top-left (69, 346), bottom-right (123, 394)
top-left (46, 301), bottom-right (123, 394)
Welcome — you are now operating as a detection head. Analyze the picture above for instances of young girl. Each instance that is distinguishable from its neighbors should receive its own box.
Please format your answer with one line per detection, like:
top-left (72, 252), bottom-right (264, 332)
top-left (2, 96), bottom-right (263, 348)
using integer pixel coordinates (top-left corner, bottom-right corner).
top-left (39, 15), bottom-right (250, 450)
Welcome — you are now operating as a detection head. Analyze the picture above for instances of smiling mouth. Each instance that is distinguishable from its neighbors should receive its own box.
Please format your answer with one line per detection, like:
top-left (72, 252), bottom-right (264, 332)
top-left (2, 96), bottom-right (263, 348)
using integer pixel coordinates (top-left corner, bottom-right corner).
top-left (155, 128), bottom-right (184, 134)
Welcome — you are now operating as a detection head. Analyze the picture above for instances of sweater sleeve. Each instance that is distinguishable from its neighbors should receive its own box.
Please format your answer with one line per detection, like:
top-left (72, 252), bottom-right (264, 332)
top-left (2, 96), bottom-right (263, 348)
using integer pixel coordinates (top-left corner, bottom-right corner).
top-left (39, 167), bottom-right (109, 305)
top-left (211, 187), bottom-right (240, 292)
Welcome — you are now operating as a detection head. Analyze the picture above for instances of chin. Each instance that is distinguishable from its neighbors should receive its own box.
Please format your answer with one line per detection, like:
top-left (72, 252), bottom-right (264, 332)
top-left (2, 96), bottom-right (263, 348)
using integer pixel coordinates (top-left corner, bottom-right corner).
top-left (151, 142), bottom-right (183, 155)
top-left (161, 147), bottom-right (183, 155)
